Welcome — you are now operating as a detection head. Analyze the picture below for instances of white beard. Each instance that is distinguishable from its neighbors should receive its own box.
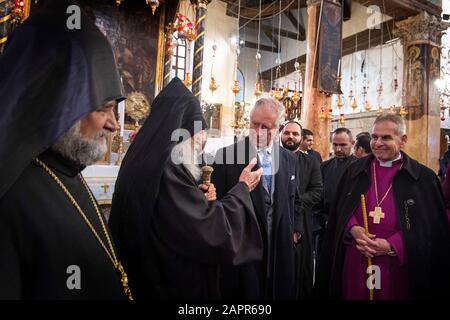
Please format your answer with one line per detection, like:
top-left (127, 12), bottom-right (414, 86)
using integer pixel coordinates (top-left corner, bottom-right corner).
top-left (171, 138), bottom-right (203, 182)
top-left (52, 121), bottom-right (108, 166)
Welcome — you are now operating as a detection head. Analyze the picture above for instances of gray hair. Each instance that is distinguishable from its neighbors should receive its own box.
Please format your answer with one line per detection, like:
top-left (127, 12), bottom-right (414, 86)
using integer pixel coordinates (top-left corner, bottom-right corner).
top-left (250, 98), bottom-right (285, 128)
top-left (374, 114), bottom-right (406, 135)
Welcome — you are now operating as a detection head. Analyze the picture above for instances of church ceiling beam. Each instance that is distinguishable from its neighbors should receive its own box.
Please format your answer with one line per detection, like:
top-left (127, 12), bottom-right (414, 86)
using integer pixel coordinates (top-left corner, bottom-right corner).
top-left (285, 9), bottom-right (306, 40)
top-left (240, 19), bottom-right (306, 41)
top-left (261, 19), bottom-right (394, 81)
top-left (354, 0), bottom-right (441, 19)
top-left (243, 40), bottom-right (279, 52)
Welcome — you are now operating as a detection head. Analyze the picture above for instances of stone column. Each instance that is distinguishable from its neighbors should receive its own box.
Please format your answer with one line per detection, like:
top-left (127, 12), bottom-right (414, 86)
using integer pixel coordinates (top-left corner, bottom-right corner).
top-left (395, 12), bottom-right (448, 171)
top-left (0, 0), bottom-right (12, 54)
top-left (190, 0), bottom-right (211, 100)
top-left (301, 0), bottom-right (332, 160)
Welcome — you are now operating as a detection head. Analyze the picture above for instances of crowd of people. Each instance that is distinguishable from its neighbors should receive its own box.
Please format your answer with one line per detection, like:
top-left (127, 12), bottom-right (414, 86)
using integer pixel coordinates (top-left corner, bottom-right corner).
top-left (1, 0), bottom-right (449, 300)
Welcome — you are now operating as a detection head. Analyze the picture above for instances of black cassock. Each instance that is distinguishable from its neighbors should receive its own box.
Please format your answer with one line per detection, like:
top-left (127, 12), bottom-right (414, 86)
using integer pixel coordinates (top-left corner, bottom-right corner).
top-left (0, 0), bottom-right (126, 300)
top-left (145, 159), bottom-right (262, 299)
top-left (0, 150), bottom-right (125, 299)
top-left (109, 78), bottom-right (263, 299)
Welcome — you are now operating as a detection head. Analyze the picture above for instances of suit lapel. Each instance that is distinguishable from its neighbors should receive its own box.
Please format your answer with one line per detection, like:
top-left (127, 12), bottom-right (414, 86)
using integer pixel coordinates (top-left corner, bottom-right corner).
top-left (274, 145), bottom-right (288, 234)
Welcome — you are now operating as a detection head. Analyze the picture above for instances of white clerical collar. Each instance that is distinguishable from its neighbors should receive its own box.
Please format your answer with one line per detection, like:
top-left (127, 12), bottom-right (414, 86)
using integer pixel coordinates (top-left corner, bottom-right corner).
top-left (299, 150), bottom-right (308, 154)
top-left (377, 153), bottom-right (402, 167)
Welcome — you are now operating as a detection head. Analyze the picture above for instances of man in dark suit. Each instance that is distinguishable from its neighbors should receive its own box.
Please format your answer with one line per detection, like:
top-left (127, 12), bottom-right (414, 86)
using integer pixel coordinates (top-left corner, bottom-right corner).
top-left (280, 121), bottom-right (323, 298)
top-left (299, 129), bottom-right (322, 163)
top-left (213, 98), bottom-right (301, 299)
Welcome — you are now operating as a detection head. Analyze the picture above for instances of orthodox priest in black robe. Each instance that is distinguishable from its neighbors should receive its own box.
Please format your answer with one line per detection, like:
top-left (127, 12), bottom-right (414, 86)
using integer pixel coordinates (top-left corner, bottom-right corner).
top-left (109, 78), bottom-right (263, 300)
top-left (0, 0), bottom-right (129, 299)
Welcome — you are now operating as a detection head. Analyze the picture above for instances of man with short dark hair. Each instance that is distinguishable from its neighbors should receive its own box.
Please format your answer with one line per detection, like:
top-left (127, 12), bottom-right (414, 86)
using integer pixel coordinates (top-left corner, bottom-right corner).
top-left (300, 129), bottom-right (322, 163)
top-left (354, 132), bottom-right (372, 158)
top-left (320, 128), bottom-right (356, 220)
top-left (318, 114), bottom-right (450, 299)
top-left (281, 121), bottom-right (322, 299)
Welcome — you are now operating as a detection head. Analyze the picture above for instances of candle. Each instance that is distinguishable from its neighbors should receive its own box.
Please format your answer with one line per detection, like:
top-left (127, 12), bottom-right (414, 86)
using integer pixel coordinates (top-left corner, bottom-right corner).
top-left (337, 59), bottom-right (341, 77)
top-left (118, 100), bottom-right (125, 138)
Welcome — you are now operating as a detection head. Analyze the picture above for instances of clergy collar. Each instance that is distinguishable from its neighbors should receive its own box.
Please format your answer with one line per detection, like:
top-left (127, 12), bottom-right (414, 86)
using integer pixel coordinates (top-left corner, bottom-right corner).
top-left (299, 150), bottom-right (308, 155)
top-left (36, 149), bottom-right (86, 177)
top-left (377, 153), bottom-right (402, 167)
top-left (351, 151), bottom-right (420, 181)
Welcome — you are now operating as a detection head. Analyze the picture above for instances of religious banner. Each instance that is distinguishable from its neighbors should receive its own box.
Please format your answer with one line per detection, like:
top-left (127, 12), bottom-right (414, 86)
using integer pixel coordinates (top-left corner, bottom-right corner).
top-left (317, 0), bottom-right (343, 94)
top-left (404, 43), bottom-right (441, 120)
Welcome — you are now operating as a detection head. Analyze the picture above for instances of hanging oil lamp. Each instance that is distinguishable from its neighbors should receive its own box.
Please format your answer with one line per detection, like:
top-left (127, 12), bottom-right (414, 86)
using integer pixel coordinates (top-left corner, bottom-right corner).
top-left (254, 82), bottom-right (262, 97)
top-left (319, 107), bottom-right (326, 120)
top-left (399, 105), bottom-right (408, 118)
top-left (351, 97), bottom-right (358, 111)
top-left (275, 87), bottom-right (284, 101)
top-left (209, 77), bottom-right (218, 92)
top-left (377, 105), bottom-right (383, 114)
top-left (339, 113), bottom-right (345, 125)
top-left (146, 0), bottom-right (159, 15)
top-left (184, 72), bottom-right (192, 87)
top-left (364, 100), bottom-right (371, 112)
top-left (232, 80), bottom-right (240, 95)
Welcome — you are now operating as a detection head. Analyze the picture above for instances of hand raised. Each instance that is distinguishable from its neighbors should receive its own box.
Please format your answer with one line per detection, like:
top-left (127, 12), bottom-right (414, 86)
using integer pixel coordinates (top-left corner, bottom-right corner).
top-left (239, 158), bottom-right (263, 192)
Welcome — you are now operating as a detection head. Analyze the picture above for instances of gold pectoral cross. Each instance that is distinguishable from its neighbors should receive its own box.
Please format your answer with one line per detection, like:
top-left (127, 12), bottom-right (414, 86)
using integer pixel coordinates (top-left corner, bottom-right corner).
top-left (369, 206), bottom-right (385, 224)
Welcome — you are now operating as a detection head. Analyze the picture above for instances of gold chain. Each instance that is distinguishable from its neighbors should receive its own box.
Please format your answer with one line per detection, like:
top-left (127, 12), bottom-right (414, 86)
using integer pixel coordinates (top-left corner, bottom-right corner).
top-left (34, 158), bottom-right (133, 300)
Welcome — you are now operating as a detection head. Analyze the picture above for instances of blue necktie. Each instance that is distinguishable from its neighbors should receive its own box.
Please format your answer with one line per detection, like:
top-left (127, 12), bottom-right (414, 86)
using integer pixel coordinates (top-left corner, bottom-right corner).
top-left (261, 150), bottom-right (272, 194)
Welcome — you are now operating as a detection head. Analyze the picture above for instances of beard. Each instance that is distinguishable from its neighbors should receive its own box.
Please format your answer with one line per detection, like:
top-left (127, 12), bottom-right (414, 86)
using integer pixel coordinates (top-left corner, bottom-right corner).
top-left (51, 121), bottom-right (108, 166)
top-left (282, 139), bottom-right (300, 151)
top-left (171, 137), bottom-right (203, 182)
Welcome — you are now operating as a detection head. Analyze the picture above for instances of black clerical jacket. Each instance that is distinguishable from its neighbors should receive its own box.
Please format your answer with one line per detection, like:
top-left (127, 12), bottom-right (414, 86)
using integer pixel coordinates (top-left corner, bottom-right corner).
top-left (316, 152), bottom-right (450, 299)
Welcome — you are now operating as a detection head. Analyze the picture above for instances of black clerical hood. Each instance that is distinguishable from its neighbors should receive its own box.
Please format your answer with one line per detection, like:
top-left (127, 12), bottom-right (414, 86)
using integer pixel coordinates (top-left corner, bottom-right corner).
top-left (109, 77), bottom-right (207, 298)
top-left (0, 0), bottom-right (124, 198)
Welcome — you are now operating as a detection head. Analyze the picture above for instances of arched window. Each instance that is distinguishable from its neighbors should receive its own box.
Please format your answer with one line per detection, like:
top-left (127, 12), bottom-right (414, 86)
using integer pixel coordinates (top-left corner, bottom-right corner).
top-left (171, 34), bottom-right (186, 80)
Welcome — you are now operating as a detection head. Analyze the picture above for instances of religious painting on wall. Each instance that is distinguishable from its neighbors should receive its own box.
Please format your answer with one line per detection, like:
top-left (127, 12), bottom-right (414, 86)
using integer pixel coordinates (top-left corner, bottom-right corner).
top-left (317, 0), bottom-right (343, 94)
top-left (405, 44), bottom-right (427, 119)
top-left (78, 0), bottom-right (160, 130)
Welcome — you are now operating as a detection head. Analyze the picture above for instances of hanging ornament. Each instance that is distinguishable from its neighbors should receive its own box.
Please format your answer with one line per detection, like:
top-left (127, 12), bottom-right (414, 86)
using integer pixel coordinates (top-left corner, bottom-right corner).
top-left (184, 72), bottom-right (192, 87)
top-left (292, 82), bottom-right (301, 105)
top-left (232, 80), bottom-right (240, 95)
top-left (146, 0), bottom-right (159, 15)
top-left (392, 78), bottom-right (399, 92)
top-left (351, 97), bottom-right (358, 111)
top-left (348, 89), bottom-right (354, 100)
top-left (339, 113), bottom-right (345, 125)
top-left (174, 13), bottom-right (197, 42)
top-left (319, 107), bottom-right (326, 120)
top-left (11, 0), bottom-right (25, 24)
top-left (389, 105), bottom-right (396, 114)
top-left (377, 105), bottom-right (383, 114)
top-left (254, 82), bottom-right (262, 97)
top-left (165, 23), bottom-right (176, 56)
top-left (275, 87), bottom-right (284, 101)
top-left (209, 77), bottom-right (218, 92)
top-left (166, 38), bottom-right (176, 56)
top-left (399, 105), bottom-right (408, 118)
top-left (376, 83), bottom-right (383, 96)
top-left (364, 100), bottom-right (371, 112)
top-left (337, 95), bottom-right (344, 108)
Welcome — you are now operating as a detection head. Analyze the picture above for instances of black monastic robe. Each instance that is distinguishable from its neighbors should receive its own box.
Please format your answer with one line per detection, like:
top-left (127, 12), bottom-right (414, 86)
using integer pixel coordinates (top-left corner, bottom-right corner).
top-left (0, 150), bottom-right (125, 299)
